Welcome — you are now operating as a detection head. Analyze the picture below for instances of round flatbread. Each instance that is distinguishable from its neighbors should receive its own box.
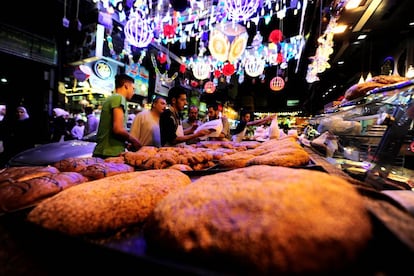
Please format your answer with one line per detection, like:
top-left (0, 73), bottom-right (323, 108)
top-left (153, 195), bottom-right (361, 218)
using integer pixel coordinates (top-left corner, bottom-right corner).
top-left (145, 165), bottom-right (372, 275)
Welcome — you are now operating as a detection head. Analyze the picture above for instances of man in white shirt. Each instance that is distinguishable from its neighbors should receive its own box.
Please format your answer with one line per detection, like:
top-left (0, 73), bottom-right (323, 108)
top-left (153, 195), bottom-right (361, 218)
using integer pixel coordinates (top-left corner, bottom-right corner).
top-left (130, 96), bottom-right (167, 147)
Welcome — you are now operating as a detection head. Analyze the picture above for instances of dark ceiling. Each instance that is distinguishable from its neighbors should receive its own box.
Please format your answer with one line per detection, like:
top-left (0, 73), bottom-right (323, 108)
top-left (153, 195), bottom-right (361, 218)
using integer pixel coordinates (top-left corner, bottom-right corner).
top-left (1, 0), bottom-right (413, 115)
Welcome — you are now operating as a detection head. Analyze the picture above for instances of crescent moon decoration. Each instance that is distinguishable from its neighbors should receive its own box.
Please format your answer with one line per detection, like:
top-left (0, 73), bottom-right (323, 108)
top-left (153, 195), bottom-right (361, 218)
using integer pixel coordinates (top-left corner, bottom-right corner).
top-left (151, 54), bottom-right (178, 84)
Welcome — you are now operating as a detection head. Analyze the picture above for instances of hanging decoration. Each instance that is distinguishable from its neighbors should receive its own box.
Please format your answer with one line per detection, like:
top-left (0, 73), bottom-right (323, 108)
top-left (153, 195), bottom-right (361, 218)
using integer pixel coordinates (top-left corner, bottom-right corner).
top-left (224, 0), bottom-right (260, 22)
top-left (270, 76), bottom-right (285, 91)
top-left (92, 0), bottom-right (308, 87)
top-left (222, 63), bottom-right (235, 77)
top-left (208, 22), bottom-right (248, 63)
top-left (204, 81), bottom-right (216, 93)
top-left (269, 29), bottom-right (283, 44)
top-left (151, 53), bottom-right (178, 84)
top-left (192, 60), bottom-right (211, 80)
top-left (124, 10), bottom-right (154, 48)
top-left (244, 56), bottom-right (265, 77)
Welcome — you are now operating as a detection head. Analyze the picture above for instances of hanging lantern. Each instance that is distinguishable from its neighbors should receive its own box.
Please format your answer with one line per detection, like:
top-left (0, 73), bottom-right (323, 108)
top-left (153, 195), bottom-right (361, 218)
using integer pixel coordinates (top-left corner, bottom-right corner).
top-left (192, 61), bottom-right (211, 80)
top-left (224, 0), bottom-right (260, 22)
top-left (270, 76), bottom-right (285, 91)
top-left (190, 80), bottom-right (199, 87)
top-left (204, 81), bottom-right (216, 93)
top-left (213, 69), bottom-right (222, 78)
top-left (244, 56), bottom-right (265, 77)
top-left (208, 29), bottom-right (230, 62)
top-left (222, 63), bottom-right (235, 76)
top-left (269, 29), bottom-right (283, 44)
top-left (163, 24), bottom-right (176, 39)
top-left (179, 64), bottom-right (186, 74)
top-left (124, 11), bottom-right (153, 48)
top-left (208, 22), bottom-right (248, 63)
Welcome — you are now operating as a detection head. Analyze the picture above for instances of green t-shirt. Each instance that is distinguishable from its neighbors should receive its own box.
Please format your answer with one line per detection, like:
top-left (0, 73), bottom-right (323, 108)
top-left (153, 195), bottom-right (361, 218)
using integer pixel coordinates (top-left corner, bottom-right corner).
top-left (93, 93), bottom-right (128, 157)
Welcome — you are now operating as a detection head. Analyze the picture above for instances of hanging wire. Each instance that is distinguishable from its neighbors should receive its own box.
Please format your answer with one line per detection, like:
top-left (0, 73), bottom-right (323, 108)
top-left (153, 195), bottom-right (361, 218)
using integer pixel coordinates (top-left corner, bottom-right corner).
top-left (75, 0), bottom-right (80, 20)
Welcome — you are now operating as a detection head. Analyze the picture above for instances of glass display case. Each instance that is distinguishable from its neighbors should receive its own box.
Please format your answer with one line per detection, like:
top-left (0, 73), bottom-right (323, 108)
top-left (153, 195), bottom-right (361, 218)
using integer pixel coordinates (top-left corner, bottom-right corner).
top-left (309, 80), bottom-right (414, 190)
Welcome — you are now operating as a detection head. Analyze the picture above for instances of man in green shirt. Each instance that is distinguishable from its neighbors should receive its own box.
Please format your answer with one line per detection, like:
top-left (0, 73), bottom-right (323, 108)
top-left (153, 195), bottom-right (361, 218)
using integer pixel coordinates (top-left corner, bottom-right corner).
top-left (93, 74), bottom-right (142, 158)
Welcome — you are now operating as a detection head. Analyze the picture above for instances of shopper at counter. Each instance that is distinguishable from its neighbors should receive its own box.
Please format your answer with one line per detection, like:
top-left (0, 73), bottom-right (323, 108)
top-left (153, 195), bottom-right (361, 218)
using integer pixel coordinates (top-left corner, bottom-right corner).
top-left (130, 96), bottom-right (167, 147)
top-left (232, 110), bottom-right (275, 142)
top-left (93, 74), bottom-right (142, 158)
top-left (205, 103), bottom-right (231, 141)
top-left (160, 86), bottom-right (211, 146)
top-left (182, 105), bottom-right (202, 144)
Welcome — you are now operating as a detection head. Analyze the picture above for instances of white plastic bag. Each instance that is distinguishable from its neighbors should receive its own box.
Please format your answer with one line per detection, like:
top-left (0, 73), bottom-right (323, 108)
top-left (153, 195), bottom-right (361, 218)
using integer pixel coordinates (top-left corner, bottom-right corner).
top-left (268, 117), bottom-right (280, 139)
top-left (195, 119), bottom-right (223, 140)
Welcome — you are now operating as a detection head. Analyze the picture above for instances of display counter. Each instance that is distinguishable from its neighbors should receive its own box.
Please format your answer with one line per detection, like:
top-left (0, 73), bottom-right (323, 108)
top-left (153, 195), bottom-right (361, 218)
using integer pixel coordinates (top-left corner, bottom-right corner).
top-left (1, 139), bottom-right (414, 275)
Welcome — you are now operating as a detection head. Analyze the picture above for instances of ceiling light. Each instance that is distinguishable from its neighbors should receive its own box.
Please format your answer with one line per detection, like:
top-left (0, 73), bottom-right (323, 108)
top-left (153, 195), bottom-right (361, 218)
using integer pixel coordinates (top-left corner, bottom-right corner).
top-left (345, 0), bottom-right (362, 10)
top-left (357, 34), bottom-right (367, 40)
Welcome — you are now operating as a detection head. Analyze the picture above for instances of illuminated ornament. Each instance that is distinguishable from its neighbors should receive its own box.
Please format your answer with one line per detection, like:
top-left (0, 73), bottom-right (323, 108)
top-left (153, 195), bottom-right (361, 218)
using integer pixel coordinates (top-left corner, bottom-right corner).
top-left (179, 64), bottom-right (186, 74)
top-left (213, 69), bottom-right (221, 78)
top-left (190, 80), bottom-right (199, 87)
top-left (208, 22), bottom-right (248, 63)
top-left (251, 32), bottom-right (263, 48)
top-left (270, 76), bottom-right (285, 91)
top-left (124, 11), bottom-right (153, 48)
top-left (269, 29), bottom-right (283, 44)
top-left (222, 63), bottom-right (235, 76)
top-left (163, 24), bottom-right (176, 39)
top-left (157, 53), bottom-right (168, 64)
top-left (224, 0), bottom-right (260, 22)
top-left (204, 81), bottom-right (216, 93)
top-left (192, 61), bottom-right (211, 80)
top-left (208, 29), bottom-right (230, 62)
top-left (244, 56), bottom-right (265, 77)
top-left (276, 52), bottom-right (284, 64)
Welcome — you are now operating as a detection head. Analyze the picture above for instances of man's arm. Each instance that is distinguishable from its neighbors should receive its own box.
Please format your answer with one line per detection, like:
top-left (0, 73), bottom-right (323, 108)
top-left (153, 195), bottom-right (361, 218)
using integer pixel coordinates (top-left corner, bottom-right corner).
top-left (246, 115), bottom-right (276, 126)
top-left (112, 107), bottom-right (141, 150)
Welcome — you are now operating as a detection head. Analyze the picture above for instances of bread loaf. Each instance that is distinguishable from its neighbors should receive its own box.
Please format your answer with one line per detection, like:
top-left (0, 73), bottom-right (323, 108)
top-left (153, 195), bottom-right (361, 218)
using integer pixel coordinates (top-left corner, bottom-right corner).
top-left (27, 169), bottom-right (191, 236)
top-left (145, 165), bottom-right (372, 275)
top-left (0, 172), bottom-right (87, 212)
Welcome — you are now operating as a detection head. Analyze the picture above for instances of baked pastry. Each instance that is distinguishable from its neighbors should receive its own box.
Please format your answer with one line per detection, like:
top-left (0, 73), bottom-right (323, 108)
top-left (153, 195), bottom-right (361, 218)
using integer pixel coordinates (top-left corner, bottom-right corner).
top-left (145, 165), bottom-right (372, 275)
top-left (79, 162), bottom-right (134, 180)
top-left (27, 169), bottom-right (191, 236)
top-left (53, 157), bottom-right (105, 172)
top-left (0, 166), bottom-right (59, 183)
top-left (246, 146), bottom-right (310, 167)
top-left (0, 172), bottom-right (87, 212)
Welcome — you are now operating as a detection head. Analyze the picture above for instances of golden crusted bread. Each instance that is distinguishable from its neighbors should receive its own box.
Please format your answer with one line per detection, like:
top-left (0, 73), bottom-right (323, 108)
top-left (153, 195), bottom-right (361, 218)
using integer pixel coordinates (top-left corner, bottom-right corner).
top-left (27, 169), bottom-right (191, 236)
top-left (0, 172), bottom-right (87, 212)
top-left (218, 136), bottom-right (310, 169)
top-left (78, 162), bottom-right (134, 180)
top-left (145, 165), bottom-right (372, 275)
top-left (0, 166), bottom-right (59, 183)
top-left (53, 157), bottom-right (105, 172)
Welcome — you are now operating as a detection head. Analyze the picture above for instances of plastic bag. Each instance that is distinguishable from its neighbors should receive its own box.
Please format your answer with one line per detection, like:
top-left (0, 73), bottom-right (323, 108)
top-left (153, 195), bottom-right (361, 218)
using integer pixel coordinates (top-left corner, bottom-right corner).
top-left (195, 119), bottom-right (223, 140)
top-left (268, 117), bottom-right (280, 139)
